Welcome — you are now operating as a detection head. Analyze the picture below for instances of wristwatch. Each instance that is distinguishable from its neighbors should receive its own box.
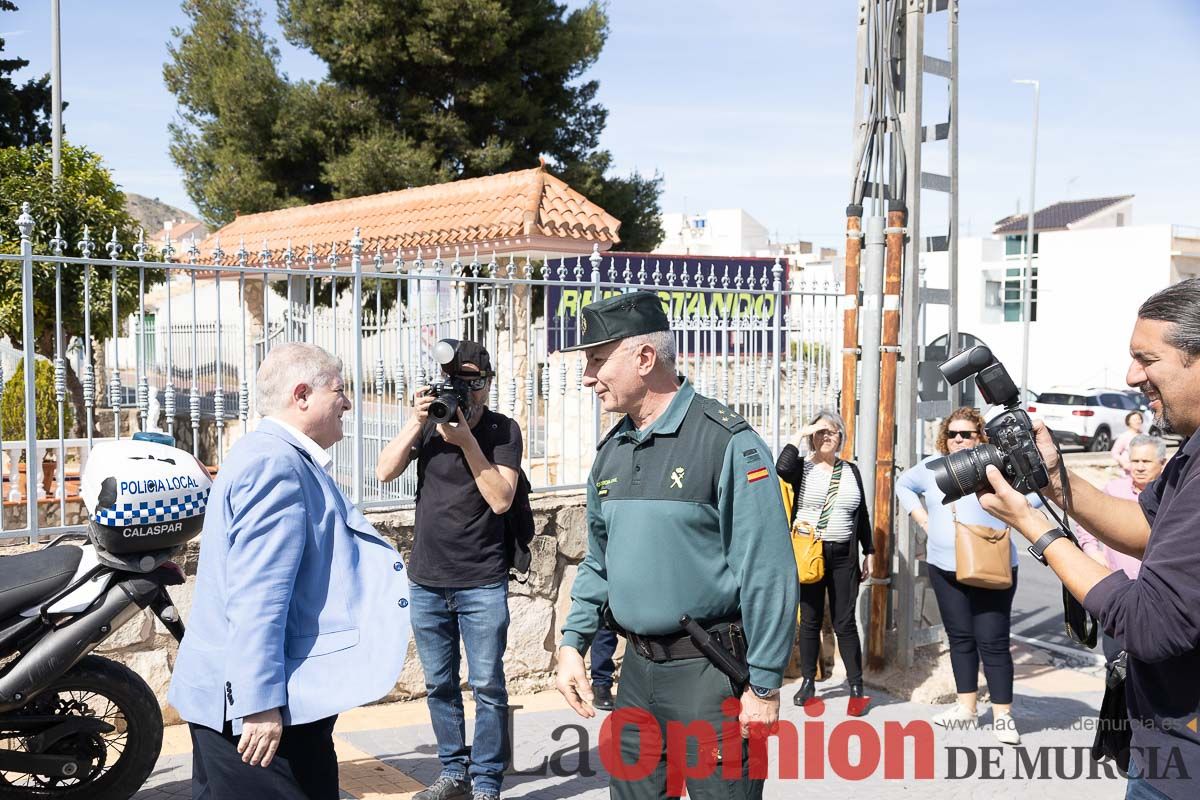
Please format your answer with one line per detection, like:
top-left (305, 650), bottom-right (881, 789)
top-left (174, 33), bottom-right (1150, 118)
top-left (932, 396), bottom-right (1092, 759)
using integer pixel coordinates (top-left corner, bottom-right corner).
top-left (1028, 527), bottom-right (1070, 565)
top-left (749, 684), bottom-right (779, 699)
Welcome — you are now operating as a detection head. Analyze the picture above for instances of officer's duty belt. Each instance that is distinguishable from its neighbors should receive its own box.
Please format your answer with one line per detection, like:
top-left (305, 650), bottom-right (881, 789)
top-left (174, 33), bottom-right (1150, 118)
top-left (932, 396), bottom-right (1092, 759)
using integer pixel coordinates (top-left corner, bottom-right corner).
top-left (626, 620), bottom-right (743, 664)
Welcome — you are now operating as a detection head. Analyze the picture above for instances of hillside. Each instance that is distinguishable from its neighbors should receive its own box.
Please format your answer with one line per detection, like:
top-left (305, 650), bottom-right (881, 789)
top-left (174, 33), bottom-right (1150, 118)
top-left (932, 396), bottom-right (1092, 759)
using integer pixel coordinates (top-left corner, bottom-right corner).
top-left (123, 193), bottom-right (203, 236)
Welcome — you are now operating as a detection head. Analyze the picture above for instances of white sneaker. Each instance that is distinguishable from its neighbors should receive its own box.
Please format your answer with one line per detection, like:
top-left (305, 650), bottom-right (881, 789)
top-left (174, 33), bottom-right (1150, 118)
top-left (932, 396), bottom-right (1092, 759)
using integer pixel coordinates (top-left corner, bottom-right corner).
top-left (992, 711), bottom-right (1021, 745)
top-left (932, 703), bottom-right (978, 729)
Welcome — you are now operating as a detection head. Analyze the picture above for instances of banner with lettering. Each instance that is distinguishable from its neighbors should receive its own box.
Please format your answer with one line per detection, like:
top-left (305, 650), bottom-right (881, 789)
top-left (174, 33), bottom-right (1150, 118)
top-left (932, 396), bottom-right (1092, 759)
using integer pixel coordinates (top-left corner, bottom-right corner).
top-left (545, 253), bottom-right (784, 354)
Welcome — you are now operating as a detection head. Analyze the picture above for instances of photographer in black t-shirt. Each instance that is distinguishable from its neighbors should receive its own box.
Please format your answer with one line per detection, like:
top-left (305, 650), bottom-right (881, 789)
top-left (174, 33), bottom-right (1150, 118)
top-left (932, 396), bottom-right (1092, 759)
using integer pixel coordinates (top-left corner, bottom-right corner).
top-left (376, 340), bottom-right (522, 800)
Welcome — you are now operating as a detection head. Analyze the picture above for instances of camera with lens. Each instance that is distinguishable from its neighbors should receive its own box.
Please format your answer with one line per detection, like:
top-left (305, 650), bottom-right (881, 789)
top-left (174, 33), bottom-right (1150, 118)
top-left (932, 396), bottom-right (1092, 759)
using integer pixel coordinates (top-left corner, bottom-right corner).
top-left (427, 379), bottom-right (472, 425)
top-left (426, 338), bottom-right (488, 424)
top-left (928, 345), bottom-right (1050, 503)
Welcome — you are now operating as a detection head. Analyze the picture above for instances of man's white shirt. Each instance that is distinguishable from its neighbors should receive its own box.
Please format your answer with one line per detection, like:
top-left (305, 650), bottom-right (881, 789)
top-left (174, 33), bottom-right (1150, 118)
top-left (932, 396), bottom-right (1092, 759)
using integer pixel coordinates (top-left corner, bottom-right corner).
top-left (266, 416), bottom-right (335, 475)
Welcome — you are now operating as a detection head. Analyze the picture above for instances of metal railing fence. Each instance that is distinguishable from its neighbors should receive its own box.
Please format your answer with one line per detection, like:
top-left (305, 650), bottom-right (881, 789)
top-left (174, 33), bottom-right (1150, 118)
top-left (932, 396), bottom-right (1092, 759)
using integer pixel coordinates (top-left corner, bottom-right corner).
top-left (7, 203), bottom-right (843, 539)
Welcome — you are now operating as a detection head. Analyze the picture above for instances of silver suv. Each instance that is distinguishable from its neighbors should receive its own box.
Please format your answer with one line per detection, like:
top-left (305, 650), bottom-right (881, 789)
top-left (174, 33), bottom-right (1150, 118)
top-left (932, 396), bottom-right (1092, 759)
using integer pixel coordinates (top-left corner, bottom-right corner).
top-left (1027, 388), bottom-right (1144, 452)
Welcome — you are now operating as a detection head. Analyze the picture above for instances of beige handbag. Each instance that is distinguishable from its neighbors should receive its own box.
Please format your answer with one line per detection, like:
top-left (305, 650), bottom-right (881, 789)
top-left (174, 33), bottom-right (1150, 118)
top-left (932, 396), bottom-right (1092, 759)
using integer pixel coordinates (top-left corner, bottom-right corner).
top-left (953, 504), bottom-right (1013, 590)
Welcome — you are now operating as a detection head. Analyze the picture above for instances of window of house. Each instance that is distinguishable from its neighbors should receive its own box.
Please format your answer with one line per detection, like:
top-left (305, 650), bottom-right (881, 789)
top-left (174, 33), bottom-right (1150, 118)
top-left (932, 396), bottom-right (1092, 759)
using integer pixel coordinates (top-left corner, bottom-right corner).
top-left (1004, 233), bottom-right (1039, 256)
top-left (1003, 266), bottom-right (1038, 322)
top-left (138, 313), bottom-right (157, 366)
top-left (1116, 213), bottom-right (1125, 227)
top-left (984, 279), bottom-right (1003, 310)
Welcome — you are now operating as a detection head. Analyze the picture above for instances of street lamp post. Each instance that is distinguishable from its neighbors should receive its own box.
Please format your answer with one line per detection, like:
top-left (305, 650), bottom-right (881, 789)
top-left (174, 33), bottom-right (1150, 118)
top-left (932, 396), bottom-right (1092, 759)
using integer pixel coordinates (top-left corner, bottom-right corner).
top-left (1014, 79), bottom-right (1039, 403)
top-left (51, 0), bottom-right (62, 180)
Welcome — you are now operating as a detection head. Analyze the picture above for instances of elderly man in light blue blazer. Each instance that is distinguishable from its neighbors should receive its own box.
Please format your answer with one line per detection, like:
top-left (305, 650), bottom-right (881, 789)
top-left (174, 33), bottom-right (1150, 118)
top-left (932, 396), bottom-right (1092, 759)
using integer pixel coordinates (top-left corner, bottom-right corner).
top-left (169, 342), bottom-right (410, 799)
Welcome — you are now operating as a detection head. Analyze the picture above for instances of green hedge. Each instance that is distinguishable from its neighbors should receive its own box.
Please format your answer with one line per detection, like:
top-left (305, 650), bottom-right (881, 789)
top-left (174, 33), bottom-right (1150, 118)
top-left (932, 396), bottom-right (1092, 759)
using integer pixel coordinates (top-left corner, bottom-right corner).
top-left (0, 358), bottom-right (74, 445)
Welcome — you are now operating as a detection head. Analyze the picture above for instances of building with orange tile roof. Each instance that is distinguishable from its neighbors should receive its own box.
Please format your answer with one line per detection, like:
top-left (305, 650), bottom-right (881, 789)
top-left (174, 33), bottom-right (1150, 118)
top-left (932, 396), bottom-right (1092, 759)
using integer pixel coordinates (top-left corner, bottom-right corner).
top-left (194, 165), bottom-right (621, 266)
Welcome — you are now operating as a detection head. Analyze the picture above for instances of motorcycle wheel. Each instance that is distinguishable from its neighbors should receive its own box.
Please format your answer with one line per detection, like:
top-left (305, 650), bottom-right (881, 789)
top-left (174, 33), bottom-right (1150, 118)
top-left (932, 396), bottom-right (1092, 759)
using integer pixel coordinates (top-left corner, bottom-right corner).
top-left (0, 655), bottom-right (162, 799)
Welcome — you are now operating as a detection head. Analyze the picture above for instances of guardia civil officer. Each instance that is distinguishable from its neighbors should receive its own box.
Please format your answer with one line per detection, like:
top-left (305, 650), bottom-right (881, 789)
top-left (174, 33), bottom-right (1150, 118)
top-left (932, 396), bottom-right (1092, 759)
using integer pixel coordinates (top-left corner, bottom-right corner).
top-left (554, 291), bottom-right (799, 800)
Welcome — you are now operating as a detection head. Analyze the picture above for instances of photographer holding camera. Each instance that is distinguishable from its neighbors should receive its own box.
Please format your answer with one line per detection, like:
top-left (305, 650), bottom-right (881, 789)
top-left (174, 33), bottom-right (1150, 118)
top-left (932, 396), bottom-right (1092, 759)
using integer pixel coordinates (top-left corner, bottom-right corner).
top-left (376, 340), bottom-right (522, 800)
top-left (971, 279), bottom-right (1200, 800)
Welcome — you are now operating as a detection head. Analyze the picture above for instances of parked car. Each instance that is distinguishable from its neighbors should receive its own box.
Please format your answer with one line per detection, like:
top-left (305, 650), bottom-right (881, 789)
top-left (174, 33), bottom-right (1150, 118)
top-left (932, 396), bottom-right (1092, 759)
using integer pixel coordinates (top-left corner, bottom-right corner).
top-left (1026, 388), bottom-right (1144, 452)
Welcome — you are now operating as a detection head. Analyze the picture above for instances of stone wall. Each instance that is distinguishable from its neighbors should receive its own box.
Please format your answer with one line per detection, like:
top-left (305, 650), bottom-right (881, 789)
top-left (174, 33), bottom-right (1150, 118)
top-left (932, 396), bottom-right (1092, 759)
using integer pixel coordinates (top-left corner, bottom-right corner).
top-left (91, 491), bottom-right (604, 724)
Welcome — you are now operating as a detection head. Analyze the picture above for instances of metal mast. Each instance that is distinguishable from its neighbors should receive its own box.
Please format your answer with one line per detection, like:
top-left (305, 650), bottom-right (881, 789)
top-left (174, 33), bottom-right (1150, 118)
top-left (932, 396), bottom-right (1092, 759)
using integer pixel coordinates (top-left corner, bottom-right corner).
top-left (848, 0), bottom-right (959, 669)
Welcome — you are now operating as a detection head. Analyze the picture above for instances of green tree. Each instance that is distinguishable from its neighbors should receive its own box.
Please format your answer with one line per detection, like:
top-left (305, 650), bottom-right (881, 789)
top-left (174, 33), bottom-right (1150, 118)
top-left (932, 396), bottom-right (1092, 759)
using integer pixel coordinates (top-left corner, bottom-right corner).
top-left (0, 357), bottom-right (74, 443)
top-left (164, 0), bottom-right (662, 249)
top-left (0, 143), bottom-right (163, 436)
top-left (0, 1), bottom-right (58, 147)
top-left (558, 151), bottom-right (663, 252)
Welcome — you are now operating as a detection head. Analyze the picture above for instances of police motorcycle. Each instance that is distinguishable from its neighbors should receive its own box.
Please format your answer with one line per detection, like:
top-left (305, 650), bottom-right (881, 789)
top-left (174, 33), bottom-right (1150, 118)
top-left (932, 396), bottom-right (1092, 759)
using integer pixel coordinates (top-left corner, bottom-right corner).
top-left (0, 431), bottom-right (210, 798)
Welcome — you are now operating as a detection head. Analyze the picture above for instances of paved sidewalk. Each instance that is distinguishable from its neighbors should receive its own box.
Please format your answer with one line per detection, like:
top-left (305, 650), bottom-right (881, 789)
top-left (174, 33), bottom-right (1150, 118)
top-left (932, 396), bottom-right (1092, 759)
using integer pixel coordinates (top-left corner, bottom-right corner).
top-left (137, 644), bottom-right (1128, 799)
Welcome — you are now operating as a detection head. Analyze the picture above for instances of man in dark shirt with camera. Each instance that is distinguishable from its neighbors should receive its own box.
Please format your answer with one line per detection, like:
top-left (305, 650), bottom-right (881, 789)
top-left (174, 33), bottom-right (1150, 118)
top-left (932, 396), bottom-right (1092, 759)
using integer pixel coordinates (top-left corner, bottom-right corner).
top-left (377, 340), bottom-right (522, 800)
top-left (981, 278), bottom-right (1200, 800)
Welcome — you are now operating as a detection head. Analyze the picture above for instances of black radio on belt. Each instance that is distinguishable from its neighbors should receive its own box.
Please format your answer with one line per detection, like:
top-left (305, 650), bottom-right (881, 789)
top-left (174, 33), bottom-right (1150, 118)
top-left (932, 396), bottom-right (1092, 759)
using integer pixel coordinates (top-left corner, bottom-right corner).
top-left (600, 604), bottom-right (749, 692)
top-left (681, 615), bottom-right (750, 692)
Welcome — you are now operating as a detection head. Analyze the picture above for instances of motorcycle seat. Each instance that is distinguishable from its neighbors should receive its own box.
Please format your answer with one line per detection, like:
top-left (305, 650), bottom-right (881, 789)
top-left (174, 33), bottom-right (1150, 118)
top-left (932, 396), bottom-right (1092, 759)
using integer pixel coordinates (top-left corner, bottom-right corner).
top-left (0, 546), bottom-right (84, 620)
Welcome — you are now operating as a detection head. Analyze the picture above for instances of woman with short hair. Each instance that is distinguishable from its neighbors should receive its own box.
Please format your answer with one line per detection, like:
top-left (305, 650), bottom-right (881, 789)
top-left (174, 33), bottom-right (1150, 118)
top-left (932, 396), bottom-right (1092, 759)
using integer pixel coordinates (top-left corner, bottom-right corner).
top-left (1110, 410), bottom-right (1145, 474)
top-left (776, 409), bottom-right (874, 716)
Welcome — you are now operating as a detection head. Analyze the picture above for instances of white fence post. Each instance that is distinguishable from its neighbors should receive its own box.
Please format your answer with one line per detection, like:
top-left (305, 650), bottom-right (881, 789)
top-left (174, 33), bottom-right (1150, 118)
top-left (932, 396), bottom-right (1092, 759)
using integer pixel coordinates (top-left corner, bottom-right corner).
top-left (351, 228), bottom-right (365, 505)
top-left (18, 203), bottom-right (39, 537)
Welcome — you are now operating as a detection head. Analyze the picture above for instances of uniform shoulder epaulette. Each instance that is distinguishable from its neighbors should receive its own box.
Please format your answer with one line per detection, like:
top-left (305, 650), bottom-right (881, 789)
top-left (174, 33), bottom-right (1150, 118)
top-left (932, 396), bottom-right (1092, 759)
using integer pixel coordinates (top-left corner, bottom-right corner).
top-left (699, 397), bottom-right (749, 432)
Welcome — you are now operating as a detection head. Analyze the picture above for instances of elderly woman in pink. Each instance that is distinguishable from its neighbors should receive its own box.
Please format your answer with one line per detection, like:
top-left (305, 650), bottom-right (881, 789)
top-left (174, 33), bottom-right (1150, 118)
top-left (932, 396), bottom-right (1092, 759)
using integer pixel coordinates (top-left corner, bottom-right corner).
top-left (1076, 434), bottom-right (1168, 662)
top-left (1109, 411), bottom-right (1144, 473)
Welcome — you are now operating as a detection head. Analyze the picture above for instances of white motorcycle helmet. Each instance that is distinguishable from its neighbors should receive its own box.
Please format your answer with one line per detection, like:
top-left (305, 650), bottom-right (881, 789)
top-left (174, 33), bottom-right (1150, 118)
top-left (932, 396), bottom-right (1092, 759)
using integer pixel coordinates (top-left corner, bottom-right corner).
top-left (79, 432), bottom-right (213, 555)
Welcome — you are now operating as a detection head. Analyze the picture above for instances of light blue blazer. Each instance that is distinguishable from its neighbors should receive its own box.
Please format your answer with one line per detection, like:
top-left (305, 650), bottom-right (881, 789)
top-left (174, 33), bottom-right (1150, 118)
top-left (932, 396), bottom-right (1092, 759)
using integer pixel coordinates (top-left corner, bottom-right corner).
top-left (168, 420), bottom-right (410, 734)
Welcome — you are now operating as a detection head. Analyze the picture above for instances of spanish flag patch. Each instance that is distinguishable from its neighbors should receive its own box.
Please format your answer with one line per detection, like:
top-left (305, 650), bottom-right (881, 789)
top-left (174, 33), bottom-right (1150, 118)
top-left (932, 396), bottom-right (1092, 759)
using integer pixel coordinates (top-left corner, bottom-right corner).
top-left (746, 466), bottom-right (769, 483)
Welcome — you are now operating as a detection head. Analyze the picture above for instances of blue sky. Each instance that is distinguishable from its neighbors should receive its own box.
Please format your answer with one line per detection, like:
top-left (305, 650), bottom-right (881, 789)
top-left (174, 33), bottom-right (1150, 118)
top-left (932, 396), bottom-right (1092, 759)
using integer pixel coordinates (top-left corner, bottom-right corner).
top-left (4, 1), bottom-right (1199, 250)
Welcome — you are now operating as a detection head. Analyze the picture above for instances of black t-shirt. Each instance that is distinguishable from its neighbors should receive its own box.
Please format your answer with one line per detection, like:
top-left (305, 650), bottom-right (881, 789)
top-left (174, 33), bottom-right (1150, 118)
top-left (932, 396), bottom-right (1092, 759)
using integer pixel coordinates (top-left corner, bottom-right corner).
top-left (408, 408), bottom-right (523, 588)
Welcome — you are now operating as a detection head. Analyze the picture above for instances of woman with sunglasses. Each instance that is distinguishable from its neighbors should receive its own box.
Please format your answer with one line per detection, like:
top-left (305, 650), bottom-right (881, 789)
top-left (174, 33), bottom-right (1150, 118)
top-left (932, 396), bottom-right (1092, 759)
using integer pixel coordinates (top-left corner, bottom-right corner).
top-left (776, 409), bottom-right (874, 716)
top-left (895, 407), bottom-right (1039, 746)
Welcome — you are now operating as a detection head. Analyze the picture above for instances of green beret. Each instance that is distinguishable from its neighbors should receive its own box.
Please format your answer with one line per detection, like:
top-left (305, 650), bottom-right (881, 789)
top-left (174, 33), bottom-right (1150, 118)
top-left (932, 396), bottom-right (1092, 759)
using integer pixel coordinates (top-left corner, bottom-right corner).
top-left (560, 291), bottom-right (670, 352)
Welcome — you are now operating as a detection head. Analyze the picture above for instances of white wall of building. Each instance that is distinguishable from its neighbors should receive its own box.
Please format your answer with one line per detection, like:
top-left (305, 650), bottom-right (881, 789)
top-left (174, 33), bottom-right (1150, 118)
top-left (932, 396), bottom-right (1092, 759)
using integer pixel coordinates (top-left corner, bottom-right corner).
top-left (921, 224), bottom-right (1175, 394)
top-left (152, 275), bottom-right (252, 324)
top-left (657, 209), bottom-right (771, 256)
top-left (789, 254), bottom-right (844, 290)
top-left (1068, 198), bottom-right (1133, 231)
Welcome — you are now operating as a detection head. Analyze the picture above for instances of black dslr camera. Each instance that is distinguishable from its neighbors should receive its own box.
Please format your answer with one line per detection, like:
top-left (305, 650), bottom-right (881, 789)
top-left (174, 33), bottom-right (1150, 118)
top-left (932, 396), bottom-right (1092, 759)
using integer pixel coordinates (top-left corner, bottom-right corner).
top-left (427, 339), bottom-right (484, 424)
top-left (427, 379), bottom-right (471, 425)
top-left (928, 345), bottom-right (1050, 503)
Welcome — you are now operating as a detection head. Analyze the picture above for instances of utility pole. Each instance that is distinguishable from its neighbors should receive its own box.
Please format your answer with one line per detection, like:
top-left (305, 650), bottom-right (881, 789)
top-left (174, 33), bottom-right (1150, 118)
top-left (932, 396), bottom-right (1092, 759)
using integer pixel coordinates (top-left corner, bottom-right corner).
top-left (1014, 79), bottom-right (1040, 403)
top-left (849, 0), bottom-right (959, 670)
top-left (51, 0), bottom-right (63, 180)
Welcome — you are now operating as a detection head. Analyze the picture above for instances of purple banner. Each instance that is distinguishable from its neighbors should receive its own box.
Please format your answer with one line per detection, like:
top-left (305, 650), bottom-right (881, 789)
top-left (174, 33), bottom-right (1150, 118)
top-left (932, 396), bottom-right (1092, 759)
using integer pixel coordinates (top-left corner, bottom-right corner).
top-left (545, 253), bottom-right (784, 354)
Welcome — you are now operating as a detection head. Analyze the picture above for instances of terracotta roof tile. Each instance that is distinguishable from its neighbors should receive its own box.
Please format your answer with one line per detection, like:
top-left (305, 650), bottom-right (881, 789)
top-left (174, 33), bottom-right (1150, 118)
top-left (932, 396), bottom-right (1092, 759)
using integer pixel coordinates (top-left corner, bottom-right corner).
top-left (194, 167), bottom-right (620, 267)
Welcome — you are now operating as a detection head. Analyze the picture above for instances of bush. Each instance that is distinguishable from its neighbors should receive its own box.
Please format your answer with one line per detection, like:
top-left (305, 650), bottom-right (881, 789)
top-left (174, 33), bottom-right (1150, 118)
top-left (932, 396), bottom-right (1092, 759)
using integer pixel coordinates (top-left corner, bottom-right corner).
top-left (0, 358), bottom-right (74, 448)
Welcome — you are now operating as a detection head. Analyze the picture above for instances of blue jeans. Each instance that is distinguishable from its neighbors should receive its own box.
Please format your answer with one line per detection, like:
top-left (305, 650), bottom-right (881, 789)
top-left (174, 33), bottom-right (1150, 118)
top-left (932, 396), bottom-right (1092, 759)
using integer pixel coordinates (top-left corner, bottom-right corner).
top-left (1126, 760), bottom-right (1171, 799)
top-left (408, 580), bottom-right (510, 795)
top-left (590, 629), bottom-right (618, 687)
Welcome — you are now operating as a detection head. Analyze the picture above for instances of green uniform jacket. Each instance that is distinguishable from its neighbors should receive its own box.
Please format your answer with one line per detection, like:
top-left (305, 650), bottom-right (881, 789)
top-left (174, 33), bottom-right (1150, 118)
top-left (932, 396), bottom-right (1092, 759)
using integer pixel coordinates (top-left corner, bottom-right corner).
top-left (560, 380), bottom-right (800, 689)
